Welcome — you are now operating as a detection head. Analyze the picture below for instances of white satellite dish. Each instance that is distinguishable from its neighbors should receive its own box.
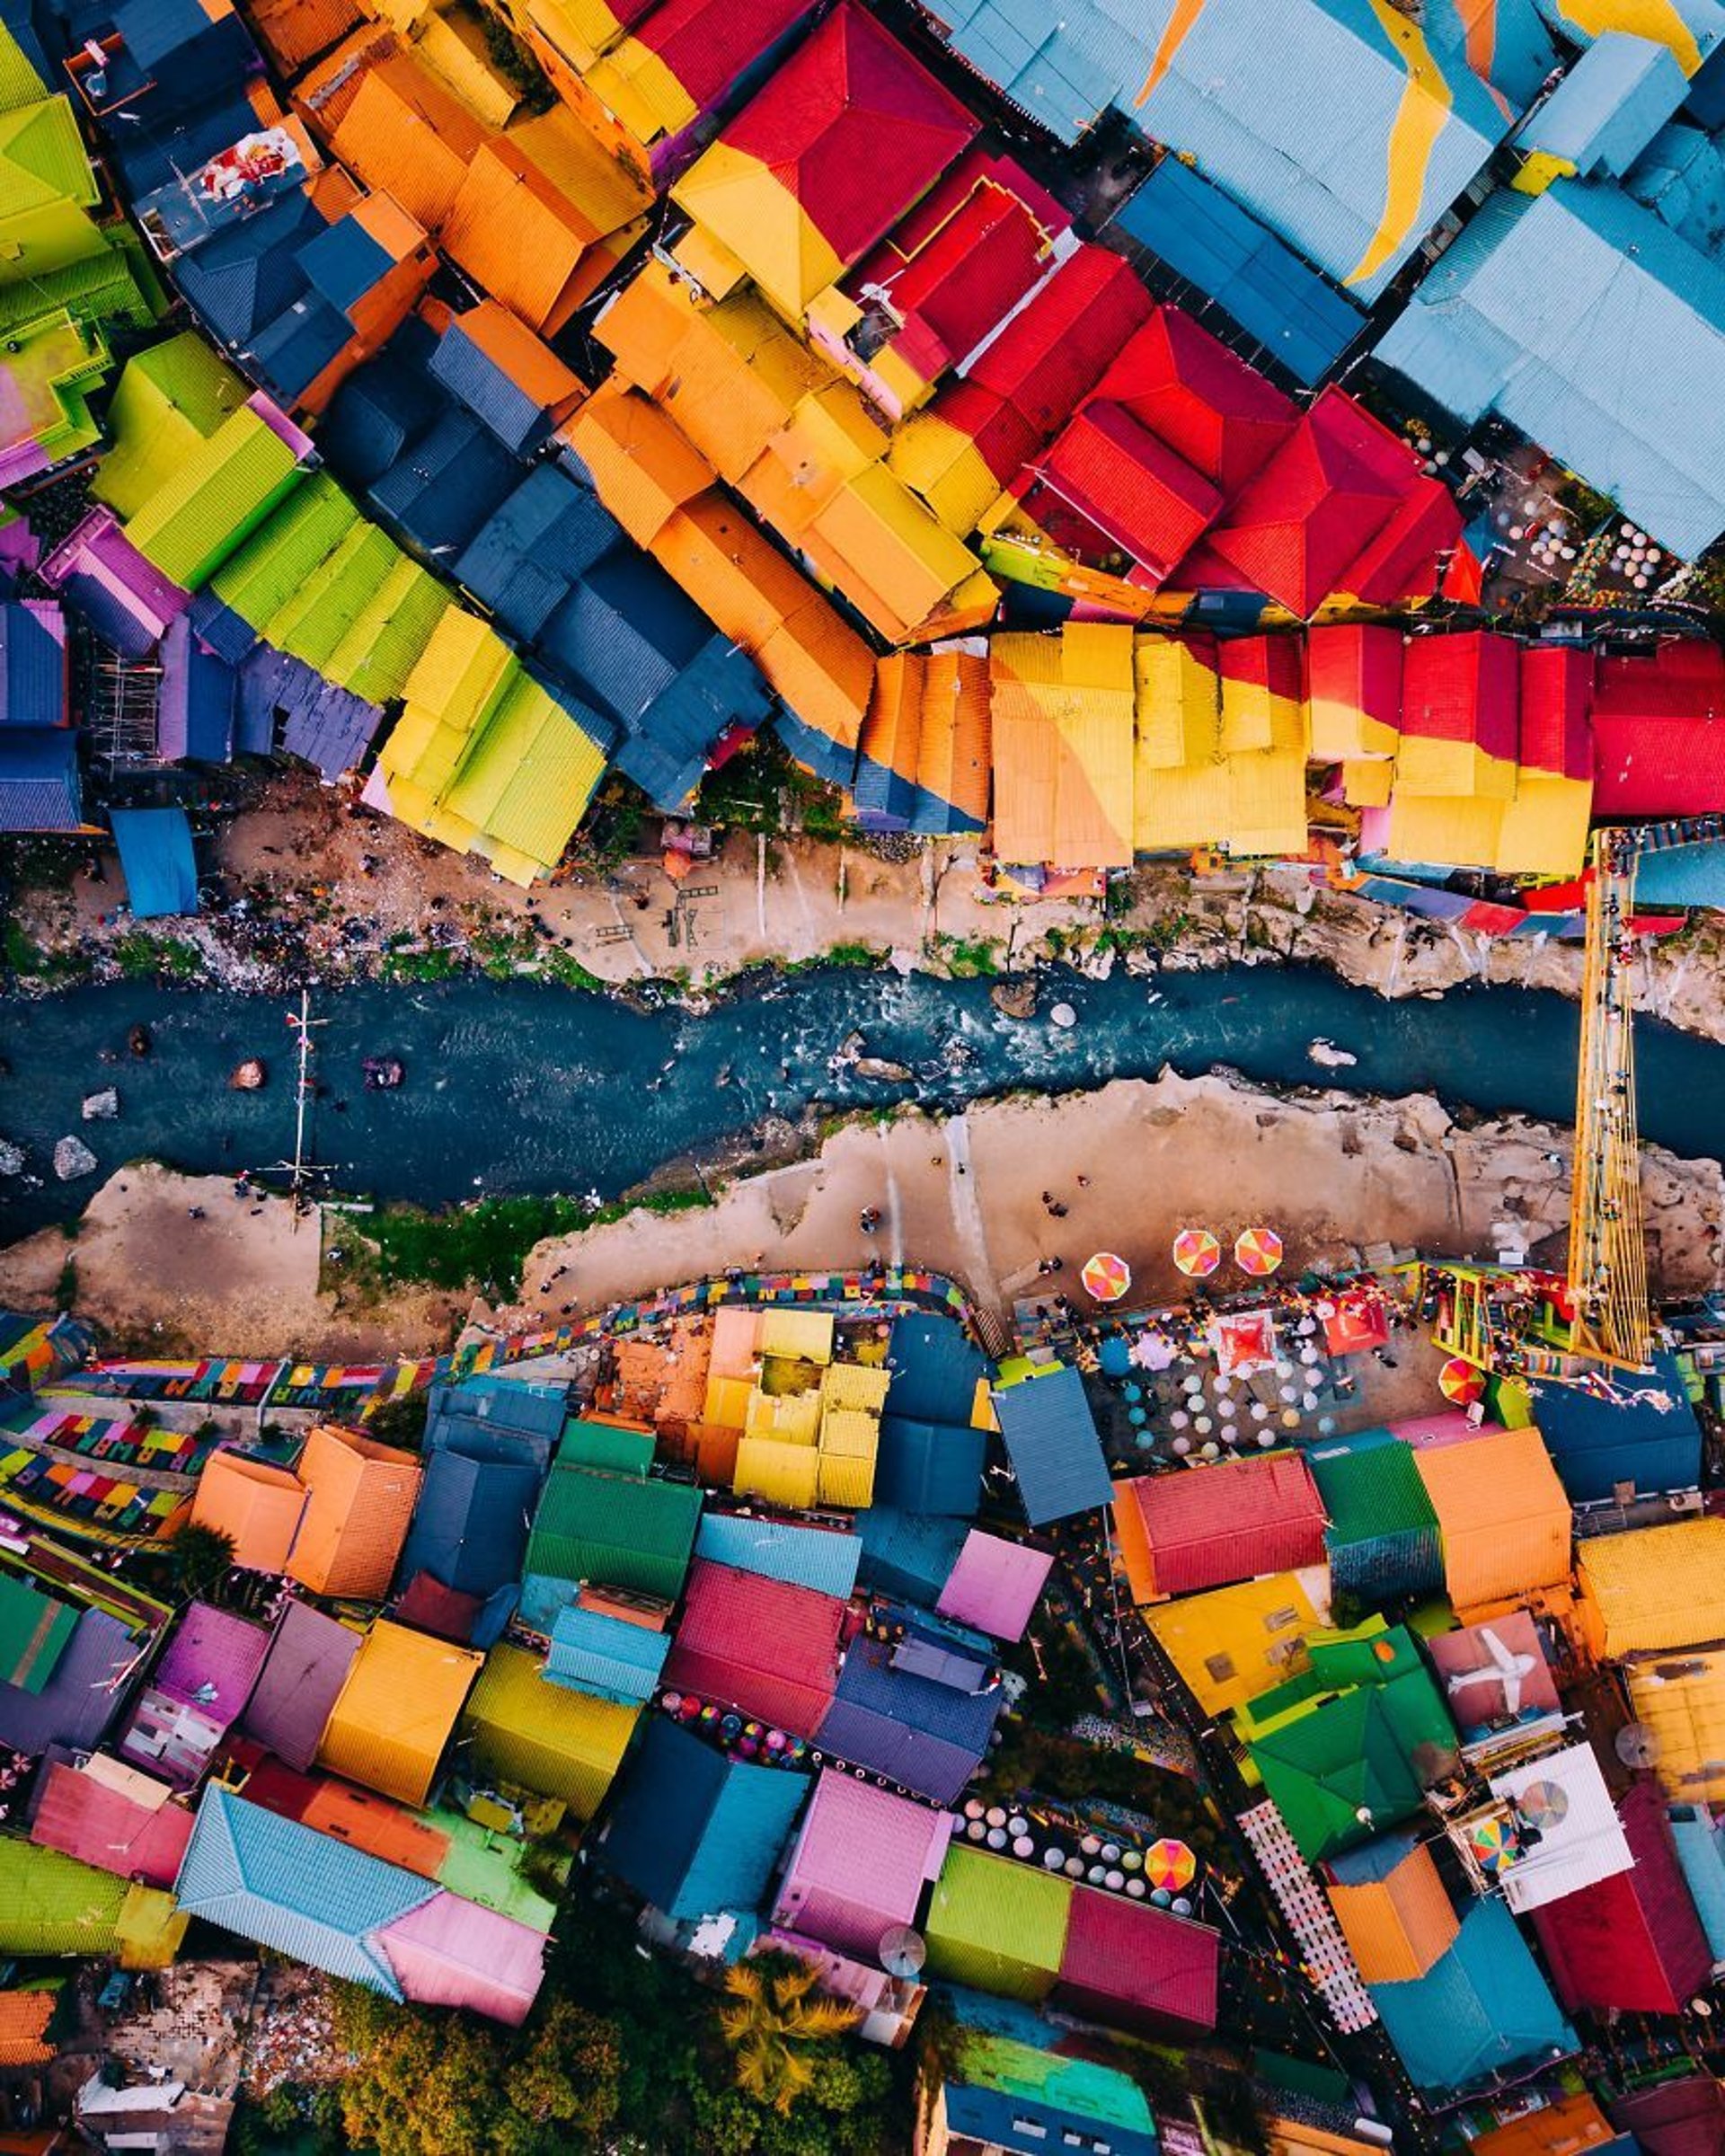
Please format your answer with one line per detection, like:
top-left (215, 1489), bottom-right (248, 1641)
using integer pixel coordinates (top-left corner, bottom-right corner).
top-left (1615, 1723), bottom-right (1662, 1770)
top-left (879, 1925), bottom-right (926, 1979)
top-left (1445, 1627), bottom-right (1540, 1719)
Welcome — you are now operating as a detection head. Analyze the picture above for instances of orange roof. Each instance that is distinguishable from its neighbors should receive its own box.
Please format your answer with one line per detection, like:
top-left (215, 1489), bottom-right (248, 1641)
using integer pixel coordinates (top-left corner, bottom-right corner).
top-left (444, 138), bottom-right (605, 335)
top-left (288, 1423), bottom-right (422, 1602)
top-left (1323, 1837), bottom-right (1458, 1982)
top-left (1467, 2098), bottom-right (1617, 2156)
top-left (330, 54), bottom-right (485, 234)
top-left (650, 490), bottom-right (814, 647)
top-left (454, 299), bottom-right (584, 419)
top-left (350, 190), bottom-right (431, 264)
top-left (916, 648), bottom-right (992, 826)
top-left (190, 1450), bottom-right (305, 1573)
top-left (318, 1621), bottom-right (482, 1806)
top-left (761, 602), bottom-right (875, 754)
top-left (0, 1993), bottom-right (53, 2068)
top-left (564, 384), bottom-right (714, 546)
top-left (298, 1776), bottom-right (451, 1877)
top-left (251, 0), bottom-right (363, 69)
top-left (293, 24), bottom-right (397, 134)
top-left (1412, 1427), bottom-right (1571, 1614)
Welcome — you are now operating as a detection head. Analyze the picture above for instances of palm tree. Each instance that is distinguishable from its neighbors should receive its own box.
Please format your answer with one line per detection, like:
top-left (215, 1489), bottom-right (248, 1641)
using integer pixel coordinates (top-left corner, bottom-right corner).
top-left (718, 1956), bottom-right (860, 2114)
top-left (168, 1523), bottom-right (236, 1603)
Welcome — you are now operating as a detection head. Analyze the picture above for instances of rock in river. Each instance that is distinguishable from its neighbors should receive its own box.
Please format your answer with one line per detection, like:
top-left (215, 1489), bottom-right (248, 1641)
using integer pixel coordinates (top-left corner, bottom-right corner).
top-left (82, 1089), bottom-right (119, 1122)
top-left (54, 1136), bottom-right (97, 1180)
top-left (230, 1059), bottom-right (267, 1091)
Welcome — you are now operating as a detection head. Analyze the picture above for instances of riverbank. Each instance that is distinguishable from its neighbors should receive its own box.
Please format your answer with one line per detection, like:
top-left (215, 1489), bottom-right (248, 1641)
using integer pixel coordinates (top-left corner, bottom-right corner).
top-left (8, 768), bottom-right (1725, 1039)
top-left (6, 1072), bottom-right (1716, 1356)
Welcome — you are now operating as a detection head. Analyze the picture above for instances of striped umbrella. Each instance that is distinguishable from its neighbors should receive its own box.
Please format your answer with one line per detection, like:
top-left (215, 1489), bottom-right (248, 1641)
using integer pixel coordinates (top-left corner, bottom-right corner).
top-left (1081, 1251), bottom-right (1132, 1303)
top-left (1172, 1229), bottom-right (1221, 1277)
top-left (1144, 1838), bottom-right (1197, 1891)
top-left (1234, 1226), bottom-right (1284, 1277)
top-left (1438, 1356), bottom-right (1486, 1406)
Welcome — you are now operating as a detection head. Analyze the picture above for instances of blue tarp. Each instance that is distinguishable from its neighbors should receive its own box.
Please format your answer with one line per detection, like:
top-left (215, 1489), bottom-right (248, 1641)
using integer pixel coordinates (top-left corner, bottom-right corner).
top-left (111, 808), bottom-right (198, 919)
top-left (1112, 155), bottom-right (1367, 385)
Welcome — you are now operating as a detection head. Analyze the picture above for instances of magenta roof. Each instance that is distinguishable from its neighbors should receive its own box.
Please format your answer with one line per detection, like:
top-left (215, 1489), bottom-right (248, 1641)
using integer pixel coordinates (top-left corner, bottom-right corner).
top-left (31, 1762), bottom-right (194, 1888)
top-left (1055, 1886), bottom-right (1221, 2037)
top-left (934, 1531), bottom-right (1052, 1642)
top-left (375, 1890), bottom-right (546, 2026)
top-left (151, 1602), bottom-right (271, 1726)
top-left (773, 1768), bottom-right (951, 1957)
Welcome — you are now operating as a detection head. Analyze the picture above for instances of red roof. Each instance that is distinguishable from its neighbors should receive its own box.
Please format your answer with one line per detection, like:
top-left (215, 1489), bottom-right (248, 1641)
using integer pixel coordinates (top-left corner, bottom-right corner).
top-left (31, 1763), bottom-right (194, 1888)
top-left (1531, 1782), bottom-right (1712, 2017)
top-left (1032, 402), bottom-right (1221, 582)
top-left (1611, 2076), bottom-right (1725, 2156)
top-left (1055, 1885), bottom-right (1220, 2037)
top-left (1116, 1453), bottom-right (1326, 1599)
top-left (665, 1560), bottom-right (846, 1736)
top-left (965, 245), bottom-right (1154, 446)
top-left (724, 3), bottom-right (978, 269)
top-left (639, 0), bottom-right (817, 112)
top-left (1590, 641), bottom-right (1725, 816)
top-left (1307, 623), bottom-right (1402, 736)
top-left (1214, 632), bottom-right (1304, 706)
top-left (1400, 632), bottom-right (1519, 760)
top-left (1518, 645), bottom-right (1594, 780)
top-left (1096, 305), bottom-right (1297, 495)
top-left (1199, 388), bottom-right (1415, 616)
top-left (849, 152), bottom-right (1066, 384)
top-left (1343, 476), bottom-right (1461, 605)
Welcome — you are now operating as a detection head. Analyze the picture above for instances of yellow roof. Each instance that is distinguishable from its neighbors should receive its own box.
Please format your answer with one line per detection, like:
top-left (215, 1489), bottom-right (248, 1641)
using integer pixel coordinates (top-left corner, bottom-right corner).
top-left (413, 8), bottom-right (518, 127)
top-left (1624, 1643), bottom-right (1725, 1803)
top-left (816, 1452), bottom-right (876, 1508)
top-left (1341, 757), bottom-right (1395, 808)
top-left (1492, 772), bottom-right (1592, 878)
top-left (739, 382), bottom-right (889, 538)
top-left (733, 1436), bottom-right (821, 1508)
top-left (821, 1363), bottom-right (890, 1413)
top-left (989, 627), bottom-right (1135, 868)
top-left (671, 144), bottom-right (844, 320)
top-left (759, 1309), bottom-right (834, 1364)
top-left (744, 1385), bottom-right (822, 1444)
top-left (1324, 1837), bottom-right (1458, 1982)
top-left (1393, 735), bottom-right (1517, 801)
top-left (818, 1407), bottom-right (880, 1459)
top-left (1227, 750), bottom-right (1311, 859)
top-left (461, 1639), bottom-right (638, 1814)
top-left (318, 1620), bottom-right (482, 1805)
top-left (1133, 635), bottom-right (1219, 773)
top-left (703, 1373), bottom-right (754, 1431)
top-left (508, 103), bottom-right (650, 241)
top-left (584, 30), bottom-right (696, 145)
top-left (1384, 792), bottom-right (1508, 873)
top-left (1147, 1570), bottom-right (1327, 1717)
top-left (887, 411), bottom-right (1004, 536)
top-left (1579, 1516), bottom-right (1725, 1657)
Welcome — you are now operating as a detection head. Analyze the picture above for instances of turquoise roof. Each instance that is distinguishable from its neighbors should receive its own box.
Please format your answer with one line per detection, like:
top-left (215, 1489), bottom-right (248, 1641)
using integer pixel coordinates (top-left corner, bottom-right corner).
top-left (1369, 1898), bottom-right (1576, 2095)
top-left (694, 1513), bottom-right (862, 1598)
top-left (175, 1786), bottom-right (431, 1995)
top-left (1670, 1805), bottom-right (1725, 1963)
top-left (1516, 33), bottom-right (1687, 181)
top-left (545, 1604), bottom-right (671, 1705)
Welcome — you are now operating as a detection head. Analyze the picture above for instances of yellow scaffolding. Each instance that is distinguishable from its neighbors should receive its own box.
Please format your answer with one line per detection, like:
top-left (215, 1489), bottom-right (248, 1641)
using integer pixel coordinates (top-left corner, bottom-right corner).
top-left (1567, 827), bottom-right (1651, 1370)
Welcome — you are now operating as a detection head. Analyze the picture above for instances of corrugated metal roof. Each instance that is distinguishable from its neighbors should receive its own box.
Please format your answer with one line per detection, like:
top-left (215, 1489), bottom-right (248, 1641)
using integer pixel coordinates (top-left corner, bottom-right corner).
top-left (189, 1447), bottom-right (305, 1571)
top-left (1055, 1884), bottom-right (1220, 2036)
top-left (1517, 32), bottom-right (1687, 178)
top-left (460, 1640), bottom-right (637, 1813)
top-left (942, 2032), bottom-right (1158, 2156)
top-left (241, 1600), bottom-right (361, 1770)
top-left (373, 1888), bottom-right (545, 2024)
top-left (990, 1366), bottom-right (1111, 1525)
top-left (854, 1506), bottom-right (968, 1602)
top-left (935, 1531), bottom-right (1051, 1641)
top-left (126, 407), bottom-right (305, 591)
top-left (1532, 1780), bottom-right (1713, 2015)
top-left (664, 1560), bottom-right (845, 1736)
top-left (1323, 1831), bottom-right (1458, 1982)
top-left (925, 1844), bottom-right (1073, 2000)
top-left (0, 1570), bottom-right (75, 1693)
top-left (0, 1606), bottom-right (135, 1757)
top-left (772, 1769), bottom-right (950, 1957)
top-left (526, 1462), bottom-right (701, 1600)
top-left (1668, 1805), bottom-right (1725, 1964)
top-left (1115, 1452), bottom-right (1327, 1601)
top-left (398, 1443), bottom-right (542, 1599)
top-left (872, 1416), bottom-right (985, 1517)
top-left (317, 1620), bottom-right (482, 1807)
top-left (1489, 1741), bottom-right (1635, 1912)
top-left (1368, 1897), bottom-right (1575, 2096)
top-left (694, 1513), bottom-right (862, 1597)
top-left (30, 1761), bottom-right (193, 1887)
top-left (0, 1833), bottom-right (128, 1957)
top-left (544, 1602), bottom-right (670, 1705)
top-left (1413, 1425), bottom-right (1571, 1613)
top-left (817, 1630), bottom-right (1002, 1803)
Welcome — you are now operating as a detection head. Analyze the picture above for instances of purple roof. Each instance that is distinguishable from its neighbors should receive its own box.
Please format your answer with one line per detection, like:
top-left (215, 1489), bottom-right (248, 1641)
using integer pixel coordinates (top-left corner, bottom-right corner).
top-left (40, 508), bottom-right (189, 661)
top-left (0, 1608), bottom-right (137, 1757)
top-left (934, 1531), bottom-right (1052, 1642)
top-left (816, 1634), bottom-right (1002, 1805)
top-left (375, 1890), bottom-right (546, 2025)
top-left (773, 1769), bottom-right (951, 1957)
top-left (241, 1600), bottom-right (362, 1771)
top-left (150, 1602), bottom-right (270, 1725)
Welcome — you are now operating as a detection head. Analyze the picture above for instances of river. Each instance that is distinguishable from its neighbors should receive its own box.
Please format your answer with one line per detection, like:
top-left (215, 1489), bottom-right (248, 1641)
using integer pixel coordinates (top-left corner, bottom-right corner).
top-left (2, 966), bottom-right (1723, 1244)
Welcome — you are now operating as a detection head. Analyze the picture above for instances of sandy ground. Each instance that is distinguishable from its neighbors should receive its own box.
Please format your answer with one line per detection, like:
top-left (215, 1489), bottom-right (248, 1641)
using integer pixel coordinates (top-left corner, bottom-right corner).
top-left (6, 1075), bottom-right (1718, 1356)
top-left (0, 1161), bottom-right (462, 1358)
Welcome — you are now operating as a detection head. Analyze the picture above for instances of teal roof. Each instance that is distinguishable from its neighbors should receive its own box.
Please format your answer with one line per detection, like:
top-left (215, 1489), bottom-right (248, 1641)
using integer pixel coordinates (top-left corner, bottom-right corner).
top-left (694, 1513), bottom-right (862, 1597)
top-left (558, 1419), bottom-right (655, 1474)
top-left (1369, 1897), bottom-right (1575, 2094)
top-left (545, 1603), bottom-right (671, 1705)
top-left (174, 1786), bottom-right (431, 1995)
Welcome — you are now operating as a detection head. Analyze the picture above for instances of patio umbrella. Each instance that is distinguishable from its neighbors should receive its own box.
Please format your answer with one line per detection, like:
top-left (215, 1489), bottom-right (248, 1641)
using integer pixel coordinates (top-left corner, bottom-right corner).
top-left (1466, 1815), bottom-right (1516, 1875)
top-left (1082, 1251), bottom-right (1132, 1303)
top-left (1173, 1229), bottom-right (1221, 1277)
top-left (1234, 1226), bottom-right (1284, 1277)
top-left (1144, 1839), bottom-right (1197, 1892)
top-left (1439, 1356), bottom-right (1486, 1406)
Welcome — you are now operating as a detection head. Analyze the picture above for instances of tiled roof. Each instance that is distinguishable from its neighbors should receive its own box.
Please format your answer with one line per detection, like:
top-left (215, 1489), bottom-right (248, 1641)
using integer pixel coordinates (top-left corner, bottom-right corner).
top-left (1113, 1453), bottom-right (1327, 1601)
top-left (772, 1769), bottom-right (951, 1957)
top-left (125, 407), bottom-right (305, 592)
top-left (664, 1560), bottom-right (845, 1736)
top-left (317, 1621), bottom-right (482, 1807)
top-left (1323, 1831), bottom-right (1458, 1983)
top-left (1532, 1781), bottom-right (1712, 2016)
top-left (1033, 402), bottom-right (1221, 583)
top-left (1369, 1896), bottom-right (1575, 2096)
top-left (240, 1600), bottom-right (362, 1770)
top-left (0, 1992), bottom-right (52, 2066)
top-left (374, 1888), bottom-right (545, 2025)
top-left (146, 1600), bottom-right (271, 1717)
top-left (854, 1506), bottom-right (968, 1603)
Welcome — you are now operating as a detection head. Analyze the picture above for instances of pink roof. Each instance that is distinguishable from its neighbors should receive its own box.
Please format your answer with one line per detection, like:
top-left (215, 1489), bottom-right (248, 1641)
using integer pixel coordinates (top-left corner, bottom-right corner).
top-left (765, 1929), bottom-right (903, 2013)
top-left (1032, 402), bottom-right (1221, 584)
top-left (935, 1531), bottom-right (1053, 1641)
top-left (31, 1762), bottom-right (194, 1887)
top-left (1400, 632), bottom-right (1520, 761)
top-left (150, 1602), bottom-right (272, 1720)
top-left (376, 1891), bottom-right (547, 2026)
top-left (1518, 645), bottom-right (1594, 780)
top-left (773, 1768), bottom-right (951, 1956)
top-left (664, 1560), bottom-right (846, 1736)
top-left (1055, 1885), bottom-right (1220, 2037)
top-left (1116, 1454), bottom-right (1326, 1598)
top-left (1390, 1411), bottom-right (1506, 1450)
top-left (1096, 305), bottom-right (1297, 495)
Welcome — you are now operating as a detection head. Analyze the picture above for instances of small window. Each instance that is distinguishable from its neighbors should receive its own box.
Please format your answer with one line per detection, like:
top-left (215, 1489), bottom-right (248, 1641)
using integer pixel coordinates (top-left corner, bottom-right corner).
top-left (1012, 2122), bottom-right (1048, 2141)
top-left (1264, 1606), bottom-right (1299, 1631)
top-left (1204, 1652), bottom-right (1235, 1683)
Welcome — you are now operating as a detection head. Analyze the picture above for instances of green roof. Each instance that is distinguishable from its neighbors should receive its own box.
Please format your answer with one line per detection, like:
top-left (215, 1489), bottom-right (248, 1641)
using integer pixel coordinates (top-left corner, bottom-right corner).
top-left (270, 520), bottom-right (403, 671)
top-left (426, 1804), bottom-right (562, 1930)
top-left (442, 672), bottom-right (608, 874)
top-left (558, 1420), bottom-right (655, 1475)
top-left (525, 1465), bottom-right (700, 1601)
top-left (1250, 1688), bottom-right (1425, 1860)
top-left (1309, 1436), bottom-right (1438, 1548)
top-left (0, 1836), bottom-right (128, 1956)
top-left (212, 469), bottom-right (358, 629)
top-left (330, 559), bottom-right (449, 704)
top-left (93, 332), bottom-right (246, 516)
top-left (924, 1847), bottom-right (1073, 2001)
top-left (0, 1573), bottom-right (76, 1693)
top-left (0, 311), bottom-right (109, 467)
top-left (125, 405), bottom-right (305, 589)
top-left (0, 22), bottom-right (47, 110)
top-left (0, 98), bottom-right (98, 216)
top-left (953, 2033), bottom-right (1157, 2138)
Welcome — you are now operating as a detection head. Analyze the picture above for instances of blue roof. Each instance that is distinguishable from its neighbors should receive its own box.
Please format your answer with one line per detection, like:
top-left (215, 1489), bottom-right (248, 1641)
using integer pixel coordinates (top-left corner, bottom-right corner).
top-left (0, 731), bottom-right (82, 833)
top-left (296, 215), bottom-right (394, 316)
top-left (429, 317), bottom-right (560, 455)
top-left (173, 192), bottom-right (324, 348)
top-left (1635, 838), bottom-right (1725, 906)
top-left (606, 634), bottom-right (771, 812)
top-left (425, 1376), bottom-right (567, 1471)
top-left (320, 353), bottom-right (445, 488)
top-left (816, 1628), bottom-right (1002, 1805)
top-left (369, 411), bottom-right (522, 555)
top-left (111, 808), bottom-right (199, 919)
top-left (1523, 1348), bottom-right (1700, 1503)
top-left (188, 592), bottom-right (260, 667)
top-left (875, 1416), bottom-right (985, 1516)
top-left (1669, 1804), bottom-right (1725, 1964)
top-left (938, 0), bottom-right (1508, 299)
top-left (1325, 1827), bottom-right (1421, 1886)
top-left (1516, 33), bottom-right (1687, 181)
top-left (1377, 178), bottom-right (1725, 558)
top-left (454, 468), bottom-right (618, 643)
top-left (887, 1314), bottom-right (991, 1427)
top-left (175, 1787), bottom-right (430, 1995)
top-left (156, 617), bottom-right (235, 764)
top-left (397, 1443), bottom-right (542, 1599)
top-left (0, 603), bottom-right (66, 727)
top-left (854, 1507), bottom-right (969, 1603)
top-left (1111, 157), bottom-right (1367, 386)
top-left (772, 706), bottom-right (860, 790)
top-left (991, 1366), bottom-right (1110, 1525)
top-left (597, 1717), bottom-right (808, 1922)
top-left (544, 1602), bottom-right (671, 1704)
top-left (1368, 1897), bottom-right (1576, 2096)
top-left (852, 749), bottom-right (917, 830)
top-left (694, 1514), bottom-right (862, 1598)
top-left (249, 295), bottom-right (353, 404)
top-left (0, 1606), bottom-right (132, 1755)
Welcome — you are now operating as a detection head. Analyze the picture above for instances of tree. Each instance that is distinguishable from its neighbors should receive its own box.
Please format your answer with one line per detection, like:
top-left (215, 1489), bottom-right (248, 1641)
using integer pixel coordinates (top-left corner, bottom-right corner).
top-left (167, 1523), bottom-right (235, 1603)
top-left (719, 1957), bottom-right (860, 2116)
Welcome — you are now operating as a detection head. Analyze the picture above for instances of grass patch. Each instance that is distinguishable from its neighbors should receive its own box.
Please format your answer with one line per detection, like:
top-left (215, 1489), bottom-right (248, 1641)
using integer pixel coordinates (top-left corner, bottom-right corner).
top-left (111, 932), bottom-right (203, 982)
top-left (933, 932), bottom-right (1002, 978)
top-left (53, 1257), bottom-right (78, 1311)
top-left (353, 1184), bottom-right (715, 1294)
top-left (379, 945), bottom-right (463, 985)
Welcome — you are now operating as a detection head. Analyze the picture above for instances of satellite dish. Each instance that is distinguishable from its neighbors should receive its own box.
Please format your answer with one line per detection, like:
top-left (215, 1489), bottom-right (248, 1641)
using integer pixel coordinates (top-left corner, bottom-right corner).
top-left (879, 1925), bottom-right (926, 1979)
top-left (1616, 1723), bottom-right (1662, 1770)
